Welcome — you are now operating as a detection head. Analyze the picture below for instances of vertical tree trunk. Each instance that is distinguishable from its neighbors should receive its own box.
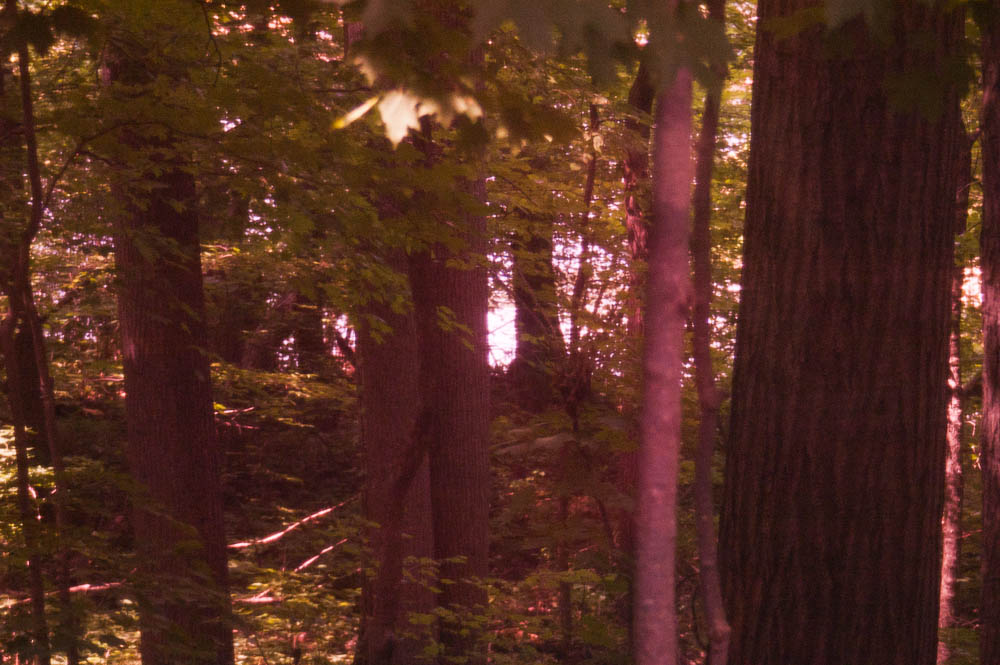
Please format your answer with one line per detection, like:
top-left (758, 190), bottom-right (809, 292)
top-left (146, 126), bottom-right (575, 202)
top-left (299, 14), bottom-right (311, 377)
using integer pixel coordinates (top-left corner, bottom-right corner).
top-left (409, 180), bottom-right (491, 665)
top-left (15, 41), bottom-right (79, 665)
top-left (980, 8), bottom-right (1000, 662)
top-left (937, 126), bottom-right (972, 665)
top-left (509, 212), bottom-right (562, 411)
top-left (633, 59), bottom-right (693, 665)
top-left (104, 38), bottom-right (234, 665)
top-left (0, 311), bottom-right (51, 665)
top-left (937, 265), bottom-right (965, 665)
top-left (623, 64), bottom-right (654, 338)
top-left (719, 4), bottom-right (964, 665)
top-left (690, 2), bottom-right (730, 663)
top-left (616, 62), bottom-right (655, 644)
top-left (0, 59), bottom-right (49, 665)
top-left (356, 283), bottom-right (435, 665)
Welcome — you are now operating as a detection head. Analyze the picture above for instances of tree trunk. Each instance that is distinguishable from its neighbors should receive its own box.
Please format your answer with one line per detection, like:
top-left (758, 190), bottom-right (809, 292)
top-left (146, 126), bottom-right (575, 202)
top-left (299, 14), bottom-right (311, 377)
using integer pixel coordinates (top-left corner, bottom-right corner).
top-left (937, 125), bottom-right (972, 665)
top-left (509, 212), bottom-right (562, 411)
top-left (15, 40), bottom-right (79, 665)
top-left (719, 5), bottom-right (964, 665)
top-left (937, 264), bottom-right (965, 665)
top-left (356, 281), bottom-right (435, 665)
top-left (103, 40), bottom-right (234, 665)
top-left (0, 311), bottom-right (51, 665)
top-left (633, 59), bottom-right (693, 665)
top-left (615, 61), bottom-right (655, 644)
top-left (981, 8), bottom-right (1000, 662)
top-left (690, 2), bottom-right (730, 662)
top-left (409, 180), bottom-right (491, 665)
top-left (624, 64), bottom-right (654, 338)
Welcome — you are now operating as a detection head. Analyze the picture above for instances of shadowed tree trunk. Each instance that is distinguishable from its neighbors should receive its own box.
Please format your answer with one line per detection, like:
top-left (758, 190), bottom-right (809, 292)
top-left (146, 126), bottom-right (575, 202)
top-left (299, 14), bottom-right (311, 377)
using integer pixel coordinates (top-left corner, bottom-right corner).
top-left (103, 28), bottom-right (234, 665)
top-left (0, 310), bottom-right (51, 665)
top-left (355, 275), bottom-right (435, 665)
top-left (690, 1), bottom-right (730, 662)
top-left (509, 211), bottom-right (562, 411)
top-left (719, 4), bottom-right (965, 665)
top-left (981, 8), bottom-right (1000, 662)
top-left (615, 61), bottom-right (655, 644)
top-left (14, 37), bottom-right (79, 664)
top-left (409, 171), bottom-right (490, 665)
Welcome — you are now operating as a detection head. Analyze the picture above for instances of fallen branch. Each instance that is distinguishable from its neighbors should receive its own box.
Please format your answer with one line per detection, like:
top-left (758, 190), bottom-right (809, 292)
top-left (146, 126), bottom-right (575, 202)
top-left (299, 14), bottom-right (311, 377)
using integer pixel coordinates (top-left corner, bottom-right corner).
top-left (294, 538), bottom-right (348, 572)
top-left (228, 496), bottom-right (357, 549)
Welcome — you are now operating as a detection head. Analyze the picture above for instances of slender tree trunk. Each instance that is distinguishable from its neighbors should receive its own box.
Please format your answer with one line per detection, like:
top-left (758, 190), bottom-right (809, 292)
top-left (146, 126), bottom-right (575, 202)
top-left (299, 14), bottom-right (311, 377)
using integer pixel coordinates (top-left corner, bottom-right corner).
top-left (103, 37), bottom-right (234, 665)
top-left (15, 42), bottom-right (79, 664)
top-left (719, 4), bottom-right (965, 664)
top-left (0, 58), bottom-right (49, 665)
top-left (624, 64), bottom-right (654, 338)
top-left (509, 212), bottom-right (562, 411)
top-left (938, 265), bottom-right (965, 665)
top-left (981, 8), bottom-right (1000, 662)
top-left (616, 61), bottom-right (654, 643)
top-left (0, 310), bottom-right (51, 665)
top-left (356, 280), bottom-right (435, 665)
top-left (690, 2), bottom-right (730, 662)
top-left (937, 126), bottom-right (972, 665)
top-left (633, 58), bottom-right (693, 665)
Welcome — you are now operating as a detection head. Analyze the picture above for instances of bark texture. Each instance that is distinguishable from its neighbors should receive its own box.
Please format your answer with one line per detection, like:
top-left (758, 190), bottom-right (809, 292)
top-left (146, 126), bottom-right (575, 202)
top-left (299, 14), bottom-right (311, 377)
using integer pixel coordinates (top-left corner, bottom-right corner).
top-left (633, 64), bottom-right (693, 665)
top-left (981, 7), bottom-right (1000, 661)
top-left (719, 4), bottom-right (964, 665)
top-left (409, 180), bottom-right (491, 665)
top-left (356, 281), bottom-right (435, 665)
top-left (104, 41), bottom-right (234, 665)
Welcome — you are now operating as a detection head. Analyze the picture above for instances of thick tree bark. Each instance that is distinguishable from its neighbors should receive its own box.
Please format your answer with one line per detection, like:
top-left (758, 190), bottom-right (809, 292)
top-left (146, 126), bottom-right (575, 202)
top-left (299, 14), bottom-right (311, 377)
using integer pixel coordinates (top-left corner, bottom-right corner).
top-left (356, 281), bottom-right (435, 665)
top-left (633, 62), bottom-right (693, 665)
top-left (690, 2), bottom-right (729, 662)
top-left (719, 4), bottom-right (964, 665)
top-left (981, 8), bottom-right (1000, 662)
top-left (104, 40), bottom-right (234, 665)
top-left (409, 180), bottom-right (491, 665)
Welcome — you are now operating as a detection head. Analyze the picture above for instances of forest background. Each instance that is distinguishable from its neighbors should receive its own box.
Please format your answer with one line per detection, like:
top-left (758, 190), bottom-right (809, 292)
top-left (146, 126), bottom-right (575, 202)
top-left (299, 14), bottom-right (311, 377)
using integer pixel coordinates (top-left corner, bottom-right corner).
top-left (0, 1), bottom-right (992, 665)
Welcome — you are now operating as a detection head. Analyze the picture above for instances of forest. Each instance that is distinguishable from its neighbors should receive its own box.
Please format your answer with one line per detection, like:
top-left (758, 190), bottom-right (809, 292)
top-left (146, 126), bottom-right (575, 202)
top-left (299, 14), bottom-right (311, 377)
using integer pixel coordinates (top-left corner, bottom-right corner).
top-left (0, 0), bottom-right (995, 664)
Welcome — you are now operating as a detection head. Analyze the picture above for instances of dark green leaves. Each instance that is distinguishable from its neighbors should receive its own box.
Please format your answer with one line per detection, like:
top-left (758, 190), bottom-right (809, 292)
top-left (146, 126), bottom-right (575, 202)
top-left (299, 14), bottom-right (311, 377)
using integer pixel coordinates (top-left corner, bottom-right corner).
top-left (4, 5), bottom-right (95, 57)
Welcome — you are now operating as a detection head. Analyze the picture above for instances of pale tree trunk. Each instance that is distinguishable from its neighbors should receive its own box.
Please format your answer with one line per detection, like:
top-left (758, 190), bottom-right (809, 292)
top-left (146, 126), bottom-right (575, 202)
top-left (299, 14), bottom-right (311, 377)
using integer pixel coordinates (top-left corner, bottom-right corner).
top-left (633, 54), bottom-right (693, 665)
top-left (980, 6), bottom-right (1000, 661)
top-left (937, 126), bottom-right (972, 665)
top-left (690, 1), bottom-right (730, 662)
top-left (720, 3), bottom-right (965, 664)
